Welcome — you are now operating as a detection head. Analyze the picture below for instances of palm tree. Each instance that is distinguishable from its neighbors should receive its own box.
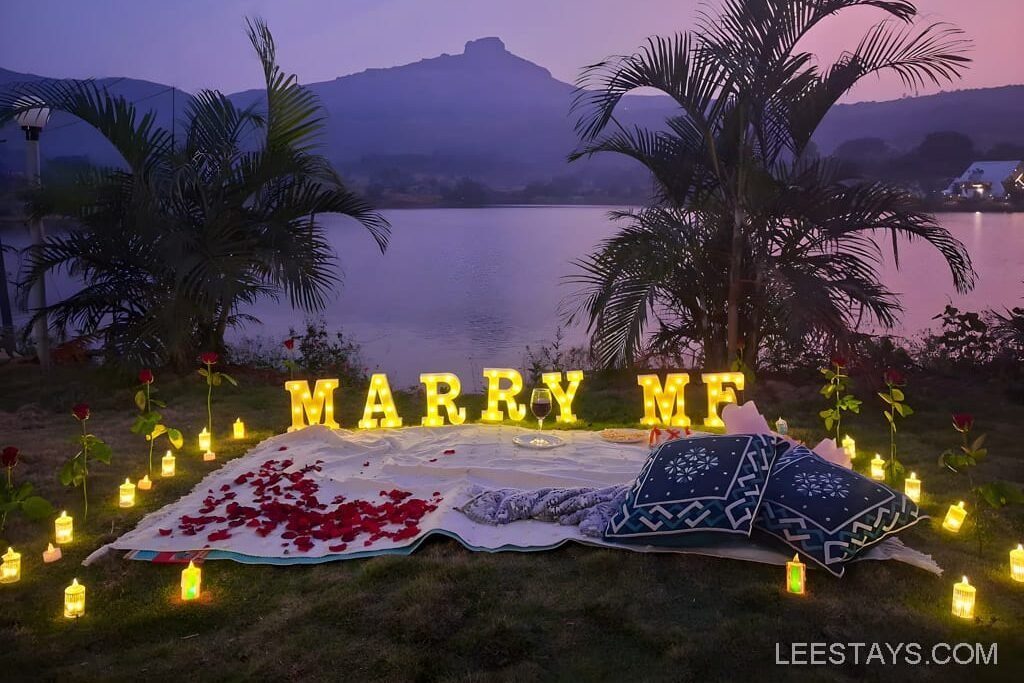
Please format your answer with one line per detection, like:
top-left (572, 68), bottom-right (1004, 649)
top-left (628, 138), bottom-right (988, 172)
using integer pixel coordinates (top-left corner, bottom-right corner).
top-left (569, 0), bottom-right (975, 368)
top-left (0, 19), bottom-right (388, 368)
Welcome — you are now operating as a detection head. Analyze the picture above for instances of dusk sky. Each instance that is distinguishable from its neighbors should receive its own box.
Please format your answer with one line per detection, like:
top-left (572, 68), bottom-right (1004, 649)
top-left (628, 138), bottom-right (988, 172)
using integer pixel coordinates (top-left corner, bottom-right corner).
top-left (1, 0), bottom-right (1022, 102)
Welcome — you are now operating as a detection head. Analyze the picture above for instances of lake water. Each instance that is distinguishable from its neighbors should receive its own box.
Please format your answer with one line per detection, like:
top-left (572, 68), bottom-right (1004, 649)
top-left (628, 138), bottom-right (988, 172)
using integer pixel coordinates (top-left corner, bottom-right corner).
top-left (5, 208), bottom-right (1023, 387)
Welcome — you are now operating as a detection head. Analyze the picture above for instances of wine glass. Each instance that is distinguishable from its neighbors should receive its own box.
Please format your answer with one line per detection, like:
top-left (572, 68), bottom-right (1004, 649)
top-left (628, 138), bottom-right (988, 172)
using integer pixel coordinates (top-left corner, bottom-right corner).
top-left (530, 388), bottom-right (552, 432)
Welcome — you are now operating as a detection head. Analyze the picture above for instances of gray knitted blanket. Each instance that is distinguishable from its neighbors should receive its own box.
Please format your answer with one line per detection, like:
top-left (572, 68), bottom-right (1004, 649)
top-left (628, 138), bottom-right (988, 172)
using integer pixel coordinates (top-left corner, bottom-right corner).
top-left (458, 485), bottom-right (629, 538)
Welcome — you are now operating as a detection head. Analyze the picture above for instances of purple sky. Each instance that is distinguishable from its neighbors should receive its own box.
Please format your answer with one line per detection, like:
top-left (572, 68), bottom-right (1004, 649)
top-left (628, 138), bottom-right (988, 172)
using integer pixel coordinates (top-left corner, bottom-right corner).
top-left (1, 0), bottom-right (1020, 102)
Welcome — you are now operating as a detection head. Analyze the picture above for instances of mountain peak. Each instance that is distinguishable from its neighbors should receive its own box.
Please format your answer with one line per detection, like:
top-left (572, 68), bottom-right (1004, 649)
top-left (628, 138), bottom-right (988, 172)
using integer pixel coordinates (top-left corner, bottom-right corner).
top-left (463, 37), bottom-right (507, 56)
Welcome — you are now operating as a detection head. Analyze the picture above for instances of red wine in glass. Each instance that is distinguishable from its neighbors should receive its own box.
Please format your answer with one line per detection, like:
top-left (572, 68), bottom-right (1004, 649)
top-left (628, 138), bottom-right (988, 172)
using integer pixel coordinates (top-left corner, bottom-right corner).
top-left (530, 388), bottom-right (552, 431)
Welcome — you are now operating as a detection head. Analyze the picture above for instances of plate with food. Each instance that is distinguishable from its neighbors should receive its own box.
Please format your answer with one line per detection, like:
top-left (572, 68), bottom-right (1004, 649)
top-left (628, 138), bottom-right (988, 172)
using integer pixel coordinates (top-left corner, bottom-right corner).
top-left (599, 428), bottom-right (649, 444)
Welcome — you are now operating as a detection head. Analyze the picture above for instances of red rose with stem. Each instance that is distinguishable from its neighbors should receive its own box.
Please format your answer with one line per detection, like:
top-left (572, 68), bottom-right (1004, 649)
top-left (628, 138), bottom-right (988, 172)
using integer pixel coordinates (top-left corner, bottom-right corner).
top-left (198, 352), bottom-right (237, 449)
top-left (283, 337), bottom-right (299, 379)
top-left (952, 413), bottom-right (974, 433)
top-left (2, 446), bottom-right (18, 486)
top-left (62, 404), bottom-right (112, 521)
top-left (72, 403), bottom-right (90, 421)
top-left (877, 369), bottom-right (912, 486)
top-left (284, 338), bottom-right (295, 351)
top-left (133, 369), bottom-right (183, 475)
top-left (830, 353), bottom-right (847, 369)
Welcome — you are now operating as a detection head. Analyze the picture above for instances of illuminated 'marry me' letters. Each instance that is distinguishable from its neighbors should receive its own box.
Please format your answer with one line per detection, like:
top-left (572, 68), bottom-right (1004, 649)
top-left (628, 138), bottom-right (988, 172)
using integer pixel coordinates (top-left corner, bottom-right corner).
top-left (420, 373), bottom-right (466, 426)
top-left (358, 373), bottom-right (403, 429)
top-left (637, 372), bottom-right (745, 428)
top-left (480, 368), bottom-right (527, 422)
top-left (285, 379), bottom-right (340, 431)
top-left (542, 370), bottom-right (584, 423)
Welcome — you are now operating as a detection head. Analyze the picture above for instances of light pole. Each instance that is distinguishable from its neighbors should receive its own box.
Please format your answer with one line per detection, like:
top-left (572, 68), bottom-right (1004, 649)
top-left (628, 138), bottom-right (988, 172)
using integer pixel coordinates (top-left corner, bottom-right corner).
top-left (15, 99), bottom-right (51, 368)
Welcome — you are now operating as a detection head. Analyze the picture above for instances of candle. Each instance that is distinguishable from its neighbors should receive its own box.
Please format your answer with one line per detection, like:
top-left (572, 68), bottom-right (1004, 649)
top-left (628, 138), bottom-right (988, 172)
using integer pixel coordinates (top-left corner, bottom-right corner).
top-left (1, 547), bottom-right (21, 583)
top-left (119, 478), bottom-right (136, 508)
top-left (841, 434), bottom-right (856, 460)
top-left (203, 451), bottom-right (216, 462)
top-left (1011, 544), bottom-right (1024, 583)
top-left (137, 475), bottom-right (152, 491)
top-left (181, 560), bottom-right (202, 601)
top-left (943, 501), bottom-right (967, 533)
top-left (775, 417), bottom-right (788, 435)
top-left (232, 418), bottom-right (245, 439)
top-left (951, 576), bottom-right (976, 619)
top-left (786, 554), bottom-right (805, 595)
top-left (904, 472), bottom-right (921, 503)
top-left (54, 510), bottom-right (73, 544)
top-left (198, 428), bottom-right (211, 453)
top-left (64, 578), bottom-right (85, 618)
top-left (161, 450), bottom-right (176, 477)
top-left (43, 543), bottom-right (62, 563)
top-left (870, 454), bottom-right (886, 481)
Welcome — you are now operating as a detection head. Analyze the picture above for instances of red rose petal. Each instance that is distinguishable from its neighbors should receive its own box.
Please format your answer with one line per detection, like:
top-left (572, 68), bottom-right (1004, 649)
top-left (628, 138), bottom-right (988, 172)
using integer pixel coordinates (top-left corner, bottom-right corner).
top-left (158, 528), bottom-right (172, 536)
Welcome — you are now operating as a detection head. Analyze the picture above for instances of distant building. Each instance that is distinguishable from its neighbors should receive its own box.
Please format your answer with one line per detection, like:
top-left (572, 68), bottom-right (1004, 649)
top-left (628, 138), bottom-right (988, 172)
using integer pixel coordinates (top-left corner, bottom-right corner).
top-left (943, 160), bottom-right (1024, 200)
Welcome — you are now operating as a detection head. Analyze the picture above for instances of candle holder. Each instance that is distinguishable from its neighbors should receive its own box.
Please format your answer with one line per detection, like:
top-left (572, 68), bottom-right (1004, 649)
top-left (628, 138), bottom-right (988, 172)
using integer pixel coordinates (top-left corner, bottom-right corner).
top-left (138, 475), bottom-right (152, 491)
top-left (198, 428), bottom-right (211, 453)
top-left (233, 418), bottom-right (245, 439)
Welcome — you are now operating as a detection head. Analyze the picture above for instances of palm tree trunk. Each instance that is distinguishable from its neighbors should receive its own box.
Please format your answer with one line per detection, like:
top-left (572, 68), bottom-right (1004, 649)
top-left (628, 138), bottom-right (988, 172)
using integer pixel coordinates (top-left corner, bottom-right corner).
top-left (726, 205), bottom-right (744, 363)
top-left (213, 299), bottom-right (231, 352)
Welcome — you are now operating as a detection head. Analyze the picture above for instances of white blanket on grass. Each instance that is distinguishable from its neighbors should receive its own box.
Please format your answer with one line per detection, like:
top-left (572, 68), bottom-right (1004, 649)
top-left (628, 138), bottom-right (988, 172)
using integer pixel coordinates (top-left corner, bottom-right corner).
top-left (88, 425), bottom-right (939, 573)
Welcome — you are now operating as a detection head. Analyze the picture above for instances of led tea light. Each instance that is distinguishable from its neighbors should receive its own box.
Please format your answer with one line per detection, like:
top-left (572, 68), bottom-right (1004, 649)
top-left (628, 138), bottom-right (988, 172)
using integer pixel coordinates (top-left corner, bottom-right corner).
top-left (233, 418), bottom-right (245, 439)
top-left (1010, 544), bottom-right (1024, 583)
top-left (841, 434), bottom-right (856, 460)
top-left (198, 428), bottom-right (211, 453)
top-left (181, 560), bottom-right (202, 601)
top-left (64, 578), bottom-right (85, 618)
top-left (137, 474), bottom-right (152, 491)
top-left (43, 543), bottom-right (62, 563)
top-left (786, 554), bottom-right (805, 595)
top-left (119, 478), bottom-right (136, 508)
top-left (1, 547), bottom-right (21, 583)
top-left (943, 501), bottom-right (967, 533)
top-left (54, 510), bottom-right (73, 544)
top-left (870, 454), bottom-right (886, 481)
top-left (951, 576), bottom-right (975, 619)
top-left (904, 472), bottom-right (921, 503)
top-left (161, 450), bottom-right (176, 477)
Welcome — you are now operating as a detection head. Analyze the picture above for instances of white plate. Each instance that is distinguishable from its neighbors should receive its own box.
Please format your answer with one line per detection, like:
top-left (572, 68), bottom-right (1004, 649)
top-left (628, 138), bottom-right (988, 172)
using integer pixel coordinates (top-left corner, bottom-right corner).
top-left (513, 433), bottom-right (565, 449)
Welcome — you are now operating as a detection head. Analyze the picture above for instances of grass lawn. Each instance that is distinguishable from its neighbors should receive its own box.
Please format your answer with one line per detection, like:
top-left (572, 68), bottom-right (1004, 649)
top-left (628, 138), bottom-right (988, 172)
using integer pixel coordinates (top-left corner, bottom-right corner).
top-left (1, 363), bottom-right (1022, 682)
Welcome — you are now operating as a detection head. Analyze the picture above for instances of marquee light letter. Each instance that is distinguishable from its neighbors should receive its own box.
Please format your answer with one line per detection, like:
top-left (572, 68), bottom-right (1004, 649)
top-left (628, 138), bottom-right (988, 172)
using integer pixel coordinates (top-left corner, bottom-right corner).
top-left (702, 372), bottom-right (745, 428)
top-left (542, 370), bottom-right (584, 423)
top-left (481, 368), bottom-right (527, 422)
top-left (358, 373), bottom-right (404, 429)
top-left (420, 373), bottom-right (466, 426)
top-left (637, 374), bottom-right (691, 427)
top-left (285, 379), bottom-right (340, 431)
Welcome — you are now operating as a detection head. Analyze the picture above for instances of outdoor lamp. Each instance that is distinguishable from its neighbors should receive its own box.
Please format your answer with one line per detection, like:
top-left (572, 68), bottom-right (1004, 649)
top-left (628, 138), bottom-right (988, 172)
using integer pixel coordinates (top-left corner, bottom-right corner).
top-left (14, 97), bottom-right (50, 133)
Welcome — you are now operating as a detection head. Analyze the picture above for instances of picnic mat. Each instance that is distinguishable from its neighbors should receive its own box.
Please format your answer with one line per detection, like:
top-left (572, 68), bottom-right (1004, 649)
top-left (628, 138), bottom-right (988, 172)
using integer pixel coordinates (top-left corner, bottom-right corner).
top-left (85, 425), bottom-right (940, 573)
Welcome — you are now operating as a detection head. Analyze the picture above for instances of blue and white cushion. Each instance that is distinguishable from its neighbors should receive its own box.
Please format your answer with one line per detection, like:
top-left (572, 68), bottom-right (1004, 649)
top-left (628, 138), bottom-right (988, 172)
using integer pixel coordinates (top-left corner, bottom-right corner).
top-left (604, 434), bottom-right (777, 545)
top-left (757, 445), bottom-right (925, 576)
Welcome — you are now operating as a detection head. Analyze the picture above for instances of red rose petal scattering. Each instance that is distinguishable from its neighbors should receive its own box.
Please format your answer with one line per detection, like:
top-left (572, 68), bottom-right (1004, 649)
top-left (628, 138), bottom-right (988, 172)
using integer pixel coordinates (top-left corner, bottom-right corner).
top-left (443, 449), bottom-right (455, 455)
top-left (169, 458), bottom-right (441, 553)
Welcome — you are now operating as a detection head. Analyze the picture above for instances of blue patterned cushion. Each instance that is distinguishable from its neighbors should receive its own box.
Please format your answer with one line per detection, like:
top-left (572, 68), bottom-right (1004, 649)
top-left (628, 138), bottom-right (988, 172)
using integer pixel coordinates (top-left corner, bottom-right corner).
top-left (604, 434), bottom-right (777, 545)
top-left (757, 445), bottom-right (925, 576)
